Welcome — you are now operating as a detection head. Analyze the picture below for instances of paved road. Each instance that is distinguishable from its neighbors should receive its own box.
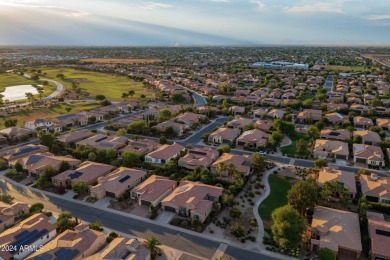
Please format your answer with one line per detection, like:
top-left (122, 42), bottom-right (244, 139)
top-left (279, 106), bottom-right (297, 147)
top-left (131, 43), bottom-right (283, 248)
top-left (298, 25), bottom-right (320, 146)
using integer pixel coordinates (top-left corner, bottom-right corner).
top-left (189, 90), bottom-right (207, 107)
top-left (44, 79), bottom-right (65, 99)
top-left (294, 159), bottom-right (315, 168)
top-left (0, 177), bottom-right (278, 260)
top-left (182, 117), bottom-right (229, 145)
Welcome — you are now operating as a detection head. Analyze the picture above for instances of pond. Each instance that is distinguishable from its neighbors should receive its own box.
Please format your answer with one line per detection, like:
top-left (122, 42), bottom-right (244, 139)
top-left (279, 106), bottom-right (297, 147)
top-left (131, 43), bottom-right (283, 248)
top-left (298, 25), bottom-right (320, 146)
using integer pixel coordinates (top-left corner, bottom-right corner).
top-left (0, 85), bottom-right (39, 101)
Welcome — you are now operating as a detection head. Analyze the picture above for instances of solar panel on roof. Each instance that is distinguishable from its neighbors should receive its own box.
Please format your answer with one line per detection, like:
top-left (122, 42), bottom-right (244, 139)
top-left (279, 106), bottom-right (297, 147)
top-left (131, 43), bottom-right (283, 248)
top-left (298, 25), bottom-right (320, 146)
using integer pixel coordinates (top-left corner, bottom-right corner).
top-left (11, 229), bottom-right (48, 253)
top-left (329, 132), bottom-right (340, 136)
top-left (26, 155), bottom-right (44, 165)
top-left (189, 150), bottom-right (207, 156)
top-left (376, 229), bottom-right (390, 237)
top-left (119, 175), bottom-right (131, 183)
top-left (55, 248), bottom-right (80, 260)
top-left (13, 146), bottom-right (40, 157)
top-left (95, 136), bottom-right (108, 143)
top-left (69, 171), bottom-right (83, 179)
top-left (15, 230), bottom-right (29, 240)
top-left (32, 252), bottom-right (52, 260)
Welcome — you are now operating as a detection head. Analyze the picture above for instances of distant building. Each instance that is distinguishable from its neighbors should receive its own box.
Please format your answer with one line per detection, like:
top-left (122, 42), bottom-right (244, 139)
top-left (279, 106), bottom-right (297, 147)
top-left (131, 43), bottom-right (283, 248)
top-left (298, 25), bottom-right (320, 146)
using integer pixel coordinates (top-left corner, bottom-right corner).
top-left (252, 61), bottom-right (309, 70)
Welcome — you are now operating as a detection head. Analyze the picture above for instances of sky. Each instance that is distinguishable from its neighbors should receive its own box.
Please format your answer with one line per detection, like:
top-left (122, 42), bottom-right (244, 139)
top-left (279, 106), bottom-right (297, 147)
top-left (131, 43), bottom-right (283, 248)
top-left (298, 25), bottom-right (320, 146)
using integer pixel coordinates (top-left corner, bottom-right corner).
top-left (0, 0), bottom-right (390, 46)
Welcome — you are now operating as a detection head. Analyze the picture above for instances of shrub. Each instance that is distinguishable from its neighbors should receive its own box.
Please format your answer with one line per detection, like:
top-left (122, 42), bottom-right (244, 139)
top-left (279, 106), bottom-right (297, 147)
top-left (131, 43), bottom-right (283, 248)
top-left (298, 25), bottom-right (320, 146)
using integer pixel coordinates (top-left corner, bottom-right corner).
top-left (240, 238), bottom-right (246, 243)
top-left (109, 232), bottom-right (118, 238)
top-left (106, 236), bottom-right (114, 243)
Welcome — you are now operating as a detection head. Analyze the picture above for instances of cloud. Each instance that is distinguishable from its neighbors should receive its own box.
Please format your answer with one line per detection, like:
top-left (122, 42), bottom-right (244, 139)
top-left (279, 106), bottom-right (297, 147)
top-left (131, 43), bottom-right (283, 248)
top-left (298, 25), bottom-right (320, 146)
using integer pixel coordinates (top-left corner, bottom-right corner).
top-left (141, 2), bottom-right (172, 10)
top-left (250, 0), bottom-right (266, 12)
top-left (283, 0), bottom-right (345, 14)
top-left (366, 15), bottom-right (390, 20)
top-left (65, 11), bottom-right (91, 17)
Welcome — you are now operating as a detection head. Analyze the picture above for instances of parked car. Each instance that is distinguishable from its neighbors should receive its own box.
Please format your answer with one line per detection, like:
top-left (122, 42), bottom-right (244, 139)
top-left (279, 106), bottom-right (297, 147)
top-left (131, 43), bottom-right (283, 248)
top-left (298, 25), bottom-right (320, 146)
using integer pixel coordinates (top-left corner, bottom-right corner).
top-left (258, 151), bottom-right (267, 155)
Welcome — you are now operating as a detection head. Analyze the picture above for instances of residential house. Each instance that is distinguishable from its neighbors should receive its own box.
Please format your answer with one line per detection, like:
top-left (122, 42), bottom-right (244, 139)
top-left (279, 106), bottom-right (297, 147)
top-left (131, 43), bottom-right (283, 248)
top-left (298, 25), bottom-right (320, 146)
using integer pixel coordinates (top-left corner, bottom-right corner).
top-left (325, 112), bottom-right (350, 126)
top-left (2, 144), bottom-right (49, 165)
top-left (130, 175), bottom-right (177, 207)
top-left (26, 223), bottom-right (106, 260)
top-left (178, 147), bottom-right (219, 170)
top-left (52, 161), bottom-right (115, 187)
top-left (360, 173), bottom-right (390, 203)
top-left (19, 153), bottom-right (81, 177)
top-left (353, 130), bottom-right (381, 145)
top-left (174, 112), bottom-right (206, 127)
top-left (76, 134), bottom-right (128, 150)
top-left (0, 202), bottom-right (29, 232)
top-left (266, 109), bottom-right (284, 119)
top-left (375, 106), bottom-right (389, 116)
top-left (56, 129), bottom-right (95, 146)
top-left (317, 167), bottom-right (356, 198)
top-left (208, 128), bottom-right (241, 144)
top-left (313, 139), bottom-right (349, 160)
top-left (310, 206), bottom-right (362, 259)
top-left (226, 117), bottom-right (254, 131)
top-left (211, 153), bottom-right (252, 177)
top-left (90, 167), bottom-right (147, 200)
top-left (354, 116), bottom-right (374, 129)
top-left (367, 212), bottom-right (390, 260)
top-left (353, 144), bottom-right (385, 167)
top-left (144, 143), bottom-right (185, 164)
top-left (350, 104), bottom-right (370, 114)
top-left (252, 107), bottom-right (268, 118)
top-left (119, 138), bottom-right (159, 156)
top-left (86, 237), bottom-right (150, 260)
top-left (0, 127), bottom-right (35, 142)
top-left (255, 120), bottom-right (273, 132)
top-left (230, 106), bottom-right (245, 115)
top-left (0, 213), bottom-right (56, 260)
top-left (155, 120), bottom-right (188, 136)
top-left (161, 181), bottom-right (223, 223)
top-left (24, 118), bottom-right (57, 133)
top-left (236, 129), bottom-right (270, 149)
top-left (320, 129), bottom-right (351, 141)
top-left (296, 109), bottom-right (322, 124)
top-left (376, 118), bottom-right (390, 132)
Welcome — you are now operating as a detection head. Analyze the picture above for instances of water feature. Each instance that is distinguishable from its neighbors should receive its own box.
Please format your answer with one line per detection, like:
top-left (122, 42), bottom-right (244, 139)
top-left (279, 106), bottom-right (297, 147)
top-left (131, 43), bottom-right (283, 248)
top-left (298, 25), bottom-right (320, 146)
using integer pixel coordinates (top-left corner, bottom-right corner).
top-left (0, 85), bottom-right (39, 101)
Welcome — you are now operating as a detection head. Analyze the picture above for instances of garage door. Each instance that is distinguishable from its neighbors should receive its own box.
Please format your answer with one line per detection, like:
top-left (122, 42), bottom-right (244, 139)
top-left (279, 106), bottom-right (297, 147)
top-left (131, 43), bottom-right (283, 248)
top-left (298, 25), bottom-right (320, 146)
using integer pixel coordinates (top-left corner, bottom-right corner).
top-left (356, 158), bottom-right (366, 163)
top-left (141, 200), bottom-right (151, 206)
top-left (106, 191), bottom-right (116, 198)
top-left (164, 206), bottom-right (176, 213)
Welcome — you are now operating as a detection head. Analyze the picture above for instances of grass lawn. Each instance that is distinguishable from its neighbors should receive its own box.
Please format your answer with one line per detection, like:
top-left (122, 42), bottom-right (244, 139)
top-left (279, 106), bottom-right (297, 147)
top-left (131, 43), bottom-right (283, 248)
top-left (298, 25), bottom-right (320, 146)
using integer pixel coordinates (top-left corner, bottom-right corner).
top-left (280, 132), bottom-right (311, 157)
top-left (301, 93), bottom-right (314, 101)
top-left (0, 101), bottom-right (101, 129)
top-left (36, 68), bottom-right (150, 100)
top-left (323, 65), bottom-right (368, 72)
top-left (258, 174), bottom-right (293, 229)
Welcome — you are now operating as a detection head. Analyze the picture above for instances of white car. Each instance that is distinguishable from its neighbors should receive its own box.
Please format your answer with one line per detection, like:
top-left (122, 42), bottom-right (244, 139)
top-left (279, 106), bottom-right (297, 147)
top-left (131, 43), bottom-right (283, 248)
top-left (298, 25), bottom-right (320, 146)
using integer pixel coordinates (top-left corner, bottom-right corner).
top-left (258, 151), bottom-right (267, 155)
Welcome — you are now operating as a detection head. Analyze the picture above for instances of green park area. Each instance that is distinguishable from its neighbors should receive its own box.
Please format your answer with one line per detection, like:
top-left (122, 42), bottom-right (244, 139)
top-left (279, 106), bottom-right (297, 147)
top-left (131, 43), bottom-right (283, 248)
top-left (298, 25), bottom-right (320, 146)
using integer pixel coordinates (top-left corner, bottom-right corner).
top-left (38, 68), bottom-right (150, 100)
top-left (258, 174), bottom-right (293, 229)
top-left (280, 132), bottom-right (311, 157)
top-left (324, 65), bottom-right (368, 72)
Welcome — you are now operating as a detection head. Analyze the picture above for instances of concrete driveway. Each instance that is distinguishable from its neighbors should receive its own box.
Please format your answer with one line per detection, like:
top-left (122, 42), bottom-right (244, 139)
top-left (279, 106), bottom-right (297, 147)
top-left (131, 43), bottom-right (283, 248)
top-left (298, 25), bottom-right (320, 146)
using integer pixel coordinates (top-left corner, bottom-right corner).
top-left (155, 211), bottom-right (176, 225)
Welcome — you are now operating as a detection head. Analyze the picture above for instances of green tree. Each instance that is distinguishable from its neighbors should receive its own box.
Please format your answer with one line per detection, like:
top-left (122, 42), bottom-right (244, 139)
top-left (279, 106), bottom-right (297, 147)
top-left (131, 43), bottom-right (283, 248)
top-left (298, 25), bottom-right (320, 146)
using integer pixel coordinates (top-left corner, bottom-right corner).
top-left (117, 128), bottom-right (127, 137)
top-left (122, 151), bottom-right (142, 167)
top-left (39, 133), bottom-right (56, 148)
top-left (287, 178), bottom-right (317, 215)
top-left (128, 90), bottom-right (135, 97)
top-left (158, 109), bottom-right (172, 121)
top-left (29, 203), bottom-right (44, 213)
top-left (158, 136), bottom-right (168, 145)
top-left (269, 131), bottom-right (283, 148)
top-left (57, 211), bottom-right (73, 231)
top-left (252, 153), bottom-right (266, 173)
top-left (72, 182), bottom-right (88, 197)
top-left (358, 196), bottom-right (371, 217)
top-left (14, 161), bottom-right (24, 172)
top-left (353, 135), bottom-right (362, 143)
top-left (295, 139), bottom-right (308, 157)
top-left (142, 236), bottom-right (162, 260)
top-left (317, 248), bottom-right (335, 260)
top-left (271, 205), bottom-right (306, 249)
top-left (320, 180), bottom-right (349, 203)
top-left (65, 107), bottom-right (72, 113)
top-left (59, 161), bottom-right (71, 172)
top-left (314, 159), bottom-right (327, 168)
top-left (222, 194), bottom-right (234, 207)
top-left (308, 126), bottom-right (320, 140)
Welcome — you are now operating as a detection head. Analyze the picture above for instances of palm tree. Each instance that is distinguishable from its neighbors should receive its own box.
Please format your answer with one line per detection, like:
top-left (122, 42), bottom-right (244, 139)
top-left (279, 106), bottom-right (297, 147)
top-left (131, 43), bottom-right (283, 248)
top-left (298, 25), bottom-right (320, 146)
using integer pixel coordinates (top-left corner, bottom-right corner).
top-left (142, 236), bottom-right (161, 259)
top-left (216, 162), bottom-right (226, 178)
top-left (225, 162), bottom-right (239, 180)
